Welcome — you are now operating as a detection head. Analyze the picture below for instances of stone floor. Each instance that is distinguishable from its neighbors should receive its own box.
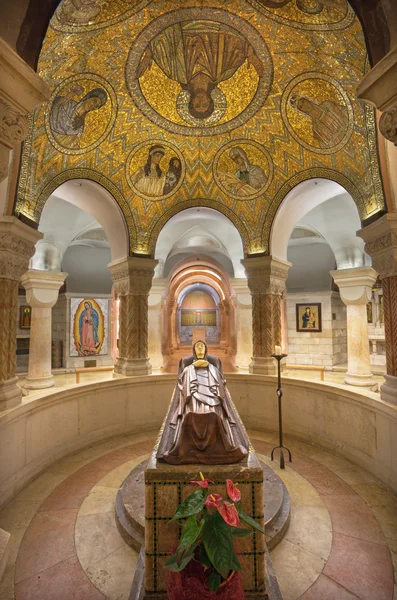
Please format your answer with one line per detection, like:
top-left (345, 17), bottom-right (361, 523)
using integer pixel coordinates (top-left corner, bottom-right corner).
top-left (0, 430), bottom-right (395, 600)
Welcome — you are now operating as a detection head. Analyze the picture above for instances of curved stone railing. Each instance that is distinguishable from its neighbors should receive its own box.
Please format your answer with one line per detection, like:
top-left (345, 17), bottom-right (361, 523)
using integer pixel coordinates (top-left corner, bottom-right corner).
top-left (0, 374), bottom-right (396, 508)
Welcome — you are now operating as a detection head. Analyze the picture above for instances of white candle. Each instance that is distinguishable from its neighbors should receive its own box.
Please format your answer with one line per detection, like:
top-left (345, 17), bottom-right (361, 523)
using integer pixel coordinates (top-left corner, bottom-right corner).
top-left (275, 345), bottom-right (282, 355)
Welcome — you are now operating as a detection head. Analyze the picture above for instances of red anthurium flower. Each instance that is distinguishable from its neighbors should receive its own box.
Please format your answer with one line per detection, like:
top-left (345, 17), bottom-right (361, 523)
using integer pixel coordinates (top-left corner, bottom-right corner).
top-left (216, 501), bottom-right (240, 527)
top-left (226, 479), bottom-right (241, 502)
top-left (189, 478), bottom-right (214, 488)
top-left (204, 493), bottom-right (222, 507)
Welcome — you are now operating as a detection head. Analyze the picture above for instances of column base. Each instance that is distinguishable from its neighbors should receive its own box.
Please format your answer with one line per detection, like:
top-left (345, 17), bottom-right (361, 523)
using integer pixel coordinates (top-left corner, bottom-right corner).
top-left (116, 358), bottom-right (152, 376)
top-left (249, 357), bottom-right (277, 376)
top-left (344, 372), bottom-right (378, 391)
top-left (0, 378), bottom-right (22, 411)
top-left (24, 374), bottom-right (55, 390)
top-left (380, 374), bottom-right (397, 405)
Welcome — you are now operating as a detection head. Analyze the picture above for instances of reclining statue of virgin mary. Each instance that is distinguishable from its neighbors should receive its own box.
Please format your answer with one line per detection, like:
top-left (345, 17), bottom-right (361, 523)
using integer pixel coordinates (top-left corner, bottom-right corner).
top-left (157, 340), bottom-right (249, 464)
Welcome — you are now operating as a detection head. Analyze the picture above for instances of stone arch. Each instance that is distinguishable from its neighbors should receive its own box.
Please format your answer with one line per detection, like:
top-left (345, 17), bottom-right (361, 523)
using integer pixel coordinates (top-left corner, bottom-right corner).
top-left (18, 168), bottom-right (135, 259)
top-left (147, 199), bottom-right (251, 257)
top-left (261, 169), bottom-right (368, 255)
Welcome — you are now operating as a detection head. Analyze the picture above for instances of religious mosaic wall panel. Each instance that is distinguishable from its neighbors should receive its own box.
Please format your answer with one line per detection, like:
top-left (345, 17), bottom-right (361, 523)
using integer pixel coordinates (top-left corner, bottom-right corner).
top-left (15, 0), bottom-right (386, 258)
top-left (214, 140), bottom-right (273, 200)
top-left (126, 140), bottom-right (185, 200)
top-left (70, 297), bottom-right (108, 357)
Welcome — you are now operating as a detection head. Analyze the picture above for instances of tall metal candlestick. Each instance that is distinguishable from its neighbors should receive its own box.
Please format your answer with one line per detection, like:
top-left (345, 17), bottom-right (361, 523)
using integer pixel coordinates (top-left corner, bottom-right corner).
top-left (270, 352), bottom-right (292, 469)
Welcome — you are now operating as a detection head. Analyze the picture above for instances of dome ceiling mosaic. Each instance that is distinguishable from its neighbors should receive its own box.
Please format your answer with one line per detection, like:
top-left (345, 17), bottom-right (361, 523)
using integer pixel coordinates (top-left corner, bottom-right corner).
top-left (16, 0), bottom-right (385, 256)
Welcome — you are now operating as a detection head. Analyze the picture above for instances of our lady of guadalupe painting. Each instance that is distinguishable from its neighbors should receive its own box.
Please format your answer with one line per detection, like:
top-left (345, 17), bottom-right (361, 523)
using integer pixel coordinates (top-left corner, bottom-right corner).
top-left (71, 298), bottom-right (107, 357)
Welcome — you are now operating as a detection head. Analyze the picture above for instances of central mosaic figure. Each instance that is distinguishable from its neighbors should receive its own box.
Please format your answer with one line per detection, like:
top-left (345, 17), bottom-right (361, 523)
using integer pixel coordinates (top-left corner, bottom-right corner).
top-left (157, 340), bottom-right (249, 464)
top-left (136, 19), bottom-right (263, 125)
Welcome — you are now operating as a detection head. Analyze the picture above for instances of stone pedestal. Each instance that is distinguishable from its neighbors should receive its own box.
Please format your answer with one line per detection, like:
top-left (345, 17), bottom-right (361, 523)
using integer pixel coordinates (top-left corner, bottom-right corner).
top-left (0, 218), bottom-right (42, 410)
top-left (331, 267), bottom-right (378, 390)
top-left (141, 443), bottom-right (265, 598)
top-left (358, 214), bottom-right (397, 403)
top-left (109, 257), bottom-right (157, 376)
top-left (242, 257), bottom-right (291, 376)
top-left (21, 270), bottom-right (67, 390)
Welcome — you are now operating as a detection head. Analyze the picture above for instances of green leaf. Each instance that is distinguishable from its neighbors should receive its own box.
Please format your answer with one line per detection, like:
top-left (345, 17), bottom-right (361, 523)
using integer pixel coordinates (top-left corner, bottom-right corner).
top-left (164, 549), bottom-right (195, 572)
top-left (232, 527), bottom-right (253, 537)
top-left (176, 516), bottom-right (203, 562)
top-left (239, 512), bottom-right (265, 534)
top-left (208, 570), bottom-right (221, 592)
top-left (202, 512), bottom-right (233, 579)
top-left (231, 552), bottom-right (242, 572)
top-left (198, 544), bottom-right (211, 568)
top-left (171, 489), bottom-right (205, 521)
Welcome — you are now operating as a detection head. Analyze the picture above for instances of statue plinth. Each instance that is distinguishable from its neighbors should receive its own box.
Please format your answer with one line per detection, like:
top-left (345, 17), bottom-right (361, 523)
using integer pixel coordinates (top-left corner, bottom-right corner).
top-left (140, 437), bottom-right (266, 598)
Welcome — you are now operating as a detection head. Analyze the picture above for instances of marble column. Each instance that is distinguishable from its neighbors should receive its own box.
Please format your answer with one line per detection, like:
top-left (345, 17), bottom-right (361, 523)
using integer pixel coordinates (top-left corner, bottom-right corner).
top-left (21, 270), bottom-right (67, 390)
top-left (109, 257), bottom-right (157, 376)
top-left (0, 218), bottom-right (42, 409)
top-left (331, 267), bottom-right (378, 390)
top-left (358, 214), bottom-right (397, 403)
top-left (148, 278), bottom-right (166, 371)
top-left (231, 279), bottom-right (252, 370)
top-left (242, 257), bottom-right (291, 375)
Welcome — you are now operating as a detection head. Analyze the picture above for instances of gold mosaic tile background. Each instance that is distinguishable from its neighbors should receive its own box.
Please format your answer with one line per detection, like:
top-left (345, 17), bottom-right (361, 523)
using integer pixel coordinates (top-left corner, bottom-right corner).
top-left (15, 0), bottom-right (385, 256)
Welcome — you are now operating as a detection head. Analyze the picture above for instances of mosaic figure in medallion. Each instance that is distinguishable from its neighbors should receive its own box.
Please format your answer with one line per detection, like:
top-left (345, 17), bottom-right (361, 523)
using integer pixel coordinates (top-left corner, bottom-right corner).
top-left (281, 73), bottom-right (353, 154)
top-left (136, 19), bottom-right (263, 126)
top-left (214, 140), bottom-right (273, 200)
top-left (126, 140), bottom-right (185, 201)
top-left (53, 0), bottom-right (150, 31)
top-left (45, 75), bottom-right (117, 155)
top-left (248, 0), bottom-right (353, 30)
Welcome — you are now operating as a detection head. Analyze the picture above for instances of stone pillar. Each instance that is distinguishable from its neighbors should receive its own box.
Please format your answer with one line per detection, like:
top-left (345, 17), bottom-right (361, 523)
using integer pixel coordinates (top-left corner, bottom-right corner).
top-left (231, 279), bottom-right (252, 370)
top-left (0, 38), bottom-right (50, 189)
top-left (331, 267), bottom-right (378, 390)
top-left (242, 257), bottom-right (291, 375)
top-left (109, 257), bottom-right (157, 376)
top-left (148, 278), bottom-right (166, 371)
top-left (0, 218), bottom-right (42, 409)
top-left (358, 214), bottom-right (397, 403)
top-left (21, 270), bottom-right (67, 390)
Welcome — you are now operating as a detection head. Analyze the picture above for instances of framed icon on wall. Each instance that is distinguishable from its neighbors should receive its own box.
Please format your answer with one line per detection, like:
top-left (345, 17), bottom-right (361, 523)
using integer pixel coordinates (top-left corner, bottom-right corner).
top-left (20, 306), bottom-right (32, 329)
top-left (296, 303), bottom-right (322, 333)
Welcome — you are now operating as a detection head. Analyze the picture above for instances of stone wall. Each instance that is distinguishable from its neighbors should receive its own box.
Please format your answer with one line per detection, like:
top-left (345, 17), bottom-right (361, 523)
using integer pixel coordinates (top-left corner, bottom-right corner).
top-left (52, 293), bottom-right (67, 368)
top-left (286, 291), bottom-right (347, 366)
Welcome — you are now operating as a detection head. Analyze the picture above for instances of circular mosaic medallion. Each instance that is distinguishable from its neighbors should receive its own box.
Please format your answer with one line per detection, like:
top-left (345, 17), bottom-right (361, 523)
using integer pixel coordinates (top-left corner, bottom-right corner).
top-left (45, 74), bottom-right (117, 156)
top-left (281, 73), bottom-right (354, 154)
top-left (126, 140), bottom-right (185, 201)
top-left (125, 8), bottom-right (273, 137)
top-left (247, 0), bottom-right (354, 31)
top-left (213, 140), bottom-right (273, 200)
top-left (52, 0), bottom-right (150, 33)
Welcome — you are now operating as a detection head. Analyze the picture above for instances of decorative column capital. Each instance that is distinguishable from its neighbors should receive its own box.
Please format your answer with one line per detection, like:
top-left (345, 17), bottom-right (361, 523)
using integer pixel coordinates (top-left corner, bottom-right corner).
top-left (241, 256), bottom-right (291, 296)
top-left (21, 270), bottom-right (68, 308)
top-left (357, 214), bottom-right (397, 278)
top-left (108, 256), bottom-right (158, 296)
top-left (0, 38), bottom-right (50, 183)
top-left (0, 217), bottom-right (42, 281)
top-left (331, 266), bottom-right (378, 305)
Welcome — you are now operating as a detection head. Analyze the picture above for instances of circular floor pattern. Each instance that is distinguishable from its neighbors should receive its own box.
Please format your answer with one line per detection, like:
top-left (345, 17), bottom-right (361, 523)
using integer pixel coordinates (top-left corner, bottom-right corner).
top-left (0, 431), bottom-right (395, 600)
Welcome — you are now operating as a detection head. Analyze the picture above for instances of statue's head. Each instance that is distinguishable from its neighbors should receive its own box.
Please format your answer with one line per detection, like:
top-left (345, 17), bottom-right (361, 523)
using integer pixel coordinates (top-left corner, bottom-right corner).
top-left (193, 340), bottom-right (207, 360)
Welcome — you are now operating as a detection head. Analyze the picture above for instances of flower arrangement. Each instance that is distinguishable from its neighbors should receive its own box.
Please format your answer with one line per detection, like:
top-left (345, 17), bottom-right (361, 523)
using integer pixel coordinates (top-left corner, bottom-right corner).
top-left (165, 472), bottom-right (264, 594)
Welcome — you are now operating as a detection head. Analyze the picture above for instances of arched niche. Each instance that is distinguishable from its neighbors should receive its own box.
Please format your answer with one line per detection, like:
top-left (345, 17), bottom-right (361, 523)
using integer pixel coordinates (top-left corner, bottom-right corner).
top-left (270, 178), bottom-right (367, 269)
top-left (33, 177), bottom-right (130, 263)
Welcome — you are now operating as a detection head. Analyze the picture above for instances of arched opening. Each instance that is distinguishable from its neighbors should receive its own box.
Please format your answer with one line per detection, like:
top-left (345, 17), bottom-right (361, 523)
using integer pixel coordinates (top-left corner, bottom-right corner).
top-left (17, 179), bottom-right (129, 374)
top-left (150, 207), bottom-right (245, 372)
